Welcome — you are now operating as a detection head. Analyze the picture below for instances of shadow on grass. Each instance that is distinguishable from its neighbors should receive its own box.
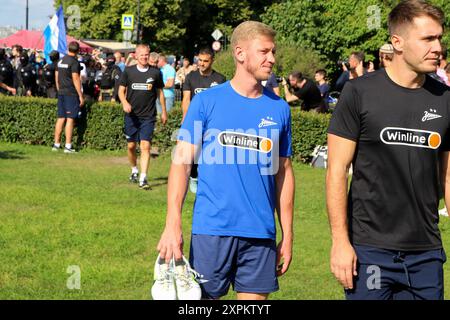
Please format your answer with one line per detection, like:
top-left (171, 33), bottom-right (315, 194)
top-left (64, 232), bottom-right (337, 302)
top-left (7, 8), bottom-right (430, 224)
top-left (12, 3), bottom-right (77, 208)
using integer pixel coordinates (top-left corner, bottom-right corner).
top-left (0, 150), bottom-right (26, 160)
top-left (150, 176), bottom-right (168, 188)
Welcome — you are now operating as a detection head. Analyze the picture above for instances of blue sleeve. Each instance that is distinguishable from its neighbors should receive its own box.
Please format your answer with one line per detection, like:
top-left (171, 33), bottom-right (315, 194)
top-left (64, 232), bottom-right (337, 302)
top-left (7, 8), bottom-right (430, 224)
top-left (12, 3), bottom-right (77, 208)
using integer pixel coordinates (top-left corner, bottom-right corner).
top-left (279, 104), bottom-right (292, 157)
top-left (168, 66), bottom-right (176, 79)
top-left (335, 71), bottom-right (349, 92)
top-left (177, 93), bottom-right (205, 146)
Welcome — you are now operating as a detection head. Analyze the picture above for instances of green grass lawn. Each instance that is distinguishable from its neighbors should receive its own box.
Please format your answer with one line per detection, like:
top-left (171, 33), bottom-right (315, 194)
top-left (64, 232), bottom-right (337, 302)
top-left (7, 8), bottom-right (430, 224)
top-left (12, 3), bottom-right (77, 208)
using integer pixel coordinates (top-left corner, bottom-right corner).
top-left (1, 142), bottom-right (450, 300)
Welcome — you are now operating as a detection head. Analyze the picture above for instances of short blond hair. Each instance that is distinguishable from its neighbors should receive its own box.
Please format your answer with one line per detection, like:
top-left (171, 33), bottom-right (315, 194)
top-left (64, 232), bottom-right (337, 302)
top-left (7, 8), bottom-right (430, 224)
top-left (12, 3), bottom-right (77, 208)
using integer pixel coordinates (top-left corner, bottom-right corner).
top-left (230, 21), bottom-right (276, 49)
top-left (136, 44), bottom-right (150, 52)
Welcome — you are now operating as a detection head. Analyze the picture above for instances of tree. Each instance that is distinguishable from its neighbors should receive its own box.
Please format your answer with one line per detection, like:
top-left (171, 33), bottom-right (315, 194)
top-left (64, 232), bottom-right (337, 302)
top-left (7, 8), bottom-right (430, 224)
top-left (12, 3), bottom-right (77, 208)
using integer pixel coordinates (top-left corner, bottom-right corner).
top-left (55, 0), bottom-right (280, 56)
top-left (262, 0), bottom-right (450, 81)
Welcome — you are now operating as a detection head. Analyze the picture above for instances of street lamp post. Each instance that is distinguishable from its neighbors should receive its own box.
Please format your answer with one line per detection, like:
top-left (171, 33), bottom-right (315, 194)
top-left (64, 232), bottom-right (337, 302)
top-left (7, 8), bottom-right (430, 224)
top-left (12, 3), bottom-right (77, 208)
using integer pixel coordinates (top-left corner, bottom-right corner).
top-left (137, 0), bottom-right (140, 44)
top-left (26, 0), bottom-right (29, 30)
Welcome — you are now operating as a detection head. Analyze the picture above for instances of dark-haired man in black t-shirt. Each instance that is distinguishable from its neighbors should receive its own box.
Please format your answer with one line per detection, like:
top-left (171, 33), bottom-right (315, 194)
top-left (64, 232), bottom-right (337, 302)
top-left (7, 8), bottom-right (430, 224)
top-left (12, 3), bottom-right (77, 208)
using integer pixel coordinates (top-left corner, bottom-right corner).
top-left (181, 47), bottom-right (226, 193)
top-left (53, 41), bottom-right (84, 153)
top-left (118, 44), bottom-right (167, 190)
top-left (327, 0), bottom-right (449, 300)
top-left (282, 71), bottom-right (325, 112)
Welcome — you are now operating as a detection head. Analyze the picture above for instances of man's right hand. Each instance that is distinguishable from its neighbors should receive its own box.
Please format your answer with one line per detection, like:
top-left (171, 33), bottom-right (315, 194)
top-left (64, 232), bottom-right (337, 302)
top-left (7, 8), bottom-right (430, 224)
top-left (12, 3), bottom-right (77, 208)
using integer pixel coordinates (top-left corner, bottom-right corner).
top-left (79, 96), bottom-right (85, 107)
top-left (342, 62), bottom-right (349, 72)
top-left (8, 87), bottom-right (16, 96)
top-left (330, 240), bottom-right (358, 290)
top-left (122, 102), bottom-right (132, 113)
top-left (157, 225), bottom-right (184, 263)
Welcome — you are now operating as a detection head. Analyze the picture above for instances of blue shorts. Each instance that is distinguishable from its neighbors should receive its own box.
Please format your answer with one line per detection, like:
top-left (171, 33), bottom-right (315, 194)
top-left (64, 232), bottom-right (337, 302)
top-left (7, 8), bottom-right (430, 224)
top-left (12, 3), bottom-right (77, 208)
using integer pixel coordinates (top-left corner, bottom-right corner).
top-left (57, 95), bottom-right (80, 119)
top-left (346, 245), bottom-right (446, 300)
top-left (189, 234), bottom-right (279, 299)
top-left (124, 116), bottom-right (155, 142)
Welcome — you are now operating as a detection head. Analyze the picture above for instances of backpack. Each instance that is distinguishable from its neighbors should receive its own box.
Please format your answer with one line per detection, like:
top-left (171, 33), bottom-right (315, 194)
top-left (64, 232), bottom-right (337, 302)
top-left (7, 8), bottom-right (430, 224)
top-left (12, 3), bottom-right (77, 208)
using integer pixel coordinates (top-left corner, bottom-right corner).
top-left (43, 64), bottom-right (56, 86)
top-left (100, 65), bottom-right (121, 89)
top-left (20, 65), bottom-right (37, 87)
top-left (310, 145), bottom-right (328, 169)
top-left (0, 60), bottom-right (13, 83)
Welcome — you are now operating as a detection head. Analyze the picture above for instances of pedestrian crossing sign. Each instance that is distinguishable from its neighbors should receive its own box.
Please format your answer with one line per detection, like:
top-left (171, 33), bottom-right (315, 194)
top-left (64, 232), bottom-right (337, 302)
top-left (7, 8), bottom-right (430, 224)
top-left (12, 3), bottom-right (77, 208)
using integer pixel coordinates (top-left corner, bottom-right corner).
top-left (121, 14), bottom-right (134, 30)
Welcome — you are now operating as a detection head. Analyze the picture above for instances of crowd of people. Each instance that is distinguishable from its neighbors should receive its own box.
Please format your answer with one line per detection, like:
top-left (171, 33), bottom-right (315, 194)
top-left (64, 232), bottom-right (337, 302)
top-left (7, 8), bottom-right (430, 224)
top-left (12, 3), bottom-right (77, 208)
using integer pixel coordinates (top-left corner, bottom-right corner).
top-left (1, 41), bottom-right (449, 113)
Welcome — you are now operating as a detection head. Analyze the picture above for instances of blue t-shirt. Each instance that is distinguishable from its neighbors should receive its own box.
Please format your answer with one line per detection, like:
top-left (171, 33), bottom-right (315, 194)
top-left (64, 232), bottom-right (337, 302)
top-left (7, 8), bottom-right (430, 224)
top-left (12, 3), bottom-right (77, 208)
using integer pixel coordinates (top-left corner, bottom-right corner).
top-left (160, 64), bottom-right (176, 98)
top-left (178, 81), bottom-right (292, 239)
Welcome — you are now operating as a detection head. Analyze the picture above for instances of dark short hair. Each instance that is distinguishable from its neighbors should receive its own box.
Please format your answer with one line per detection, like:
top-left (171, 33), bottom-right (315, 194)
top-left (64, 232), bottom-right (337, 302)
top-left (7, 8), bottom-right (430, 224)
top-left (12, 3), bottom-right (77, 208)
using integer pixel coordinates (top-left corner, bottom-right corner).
top-left (290, 71), bottom-right (304, 81)
top-left (388, 0), bottom-right (444, 36)
top-left (0, 48), bottom-right (5, 60)
top-left (49, 50), bottom-right (60, 63)
top-left (198, 47), bottom-right (214, 58)
top-left (68, 41), bottom-right (80, 54)
top-left (12, 44), bottom-right (23, 55)
top-left (315, 69), bottom-right (326, 77)
top-left (350, 51), bottom-right (365, 63)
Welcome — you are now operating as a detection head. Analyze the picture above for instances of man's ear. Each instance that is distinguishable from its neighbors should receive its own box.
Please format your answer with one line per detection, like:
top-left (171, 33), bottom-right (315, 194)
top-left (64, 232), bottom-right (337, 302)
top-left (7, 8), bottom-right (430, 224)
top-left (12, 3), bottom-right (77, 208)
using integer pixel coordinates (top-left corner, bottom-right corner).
top-left (234, 45), bottom-right (246, 63)
top-left (391, 34), bottom-right (404, 54)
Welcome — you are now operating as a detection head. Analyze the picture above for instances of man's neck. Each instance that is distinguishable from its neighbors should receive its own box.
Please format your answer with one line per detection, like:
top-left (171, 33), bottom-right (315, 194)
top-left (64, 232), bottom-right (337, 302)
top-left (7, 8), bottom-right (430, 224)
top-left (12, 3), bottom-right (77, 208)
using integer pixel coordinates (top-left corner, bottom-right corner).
top-left (385, 57), bottom-right (426, 89)
top-left (318, 79), bottom-right (326, 85)
top-left (199, 68), bottom-right (213, 77)
top-left (68, 52), bottom-right (76, 57)
top-left (298, 78), bottom-right (307, 88)
top-left (230, 68), bottom-right (263, 98)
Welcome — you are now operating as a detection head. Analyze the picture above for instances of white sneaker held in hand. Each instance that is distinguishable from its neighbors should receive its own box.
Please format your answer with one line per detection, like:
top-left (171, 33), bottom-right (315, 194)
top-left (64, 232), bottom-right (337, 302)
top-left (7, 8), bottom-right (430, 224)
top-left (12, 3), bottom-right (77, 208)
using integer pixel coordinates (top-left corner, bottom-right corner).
top-left (151, 256), bottom-right (177, 300)
top-left (174, 255), bottom-right (202, 300)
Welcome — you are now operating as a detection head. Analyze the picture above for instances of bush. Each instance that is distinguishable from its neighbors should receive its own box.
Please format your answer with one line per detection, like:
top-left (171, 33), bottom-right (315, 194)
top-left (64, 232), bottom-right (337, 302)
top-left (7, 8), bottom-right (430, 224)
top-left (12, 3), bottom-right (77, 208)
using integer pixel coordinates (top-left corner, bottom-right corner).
top-left (291, 108), bottom-right (331, 162)
top-left (0, 96), bottom-right (329, 162)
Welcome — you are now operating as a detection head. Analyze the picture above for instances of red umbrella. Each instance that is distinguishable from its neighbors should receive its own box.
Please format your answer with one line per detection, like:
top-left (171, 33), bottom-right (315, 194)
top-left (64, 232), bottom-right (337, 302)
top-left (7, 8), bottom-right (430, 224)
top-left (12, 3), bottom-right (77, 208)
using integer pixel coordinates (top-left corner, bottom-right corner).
top-left (0, 30), bottom-right (92, 54)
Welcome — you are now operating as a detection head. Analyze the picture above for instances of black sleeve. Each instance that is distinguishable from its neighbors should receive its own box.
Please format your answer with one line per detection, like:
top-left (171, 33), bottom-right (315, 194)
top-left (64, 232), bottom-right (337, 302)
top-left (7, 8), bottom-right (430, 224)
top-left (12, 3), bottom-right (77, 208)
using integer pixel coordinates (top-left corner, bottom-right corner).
top-left (71, 60), bottom-right (80, 74)
top-left (327, 81), bottom-right (361, 142)
top-left (119, 68), bottom-right (129, 87)
top-left (182, 72), bottom-right (192, 92)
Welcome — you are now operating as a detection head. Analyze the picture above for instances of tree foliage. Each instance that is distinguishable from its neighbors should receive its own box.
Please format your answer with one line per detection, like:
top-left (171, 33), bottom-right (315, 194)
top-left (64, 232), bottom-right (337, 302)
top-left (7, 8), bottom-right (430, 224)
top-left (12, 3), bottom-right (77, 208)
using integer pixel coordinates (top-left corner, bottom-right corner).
top-left (55, 0), bottom-right (279, 56)
top-left (262, 0), bottom-right (450, 76)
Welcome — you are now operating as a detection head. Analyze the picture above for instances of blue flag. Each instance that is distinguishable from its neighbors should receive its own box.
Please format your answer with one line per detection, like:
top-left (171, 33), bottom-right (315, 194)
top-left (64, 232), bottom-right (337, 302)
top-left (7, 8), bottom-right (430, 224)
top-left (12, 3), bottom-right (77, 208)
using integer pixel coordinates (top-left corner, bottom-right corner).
top-left (43, 5), bottom-right (67, 63)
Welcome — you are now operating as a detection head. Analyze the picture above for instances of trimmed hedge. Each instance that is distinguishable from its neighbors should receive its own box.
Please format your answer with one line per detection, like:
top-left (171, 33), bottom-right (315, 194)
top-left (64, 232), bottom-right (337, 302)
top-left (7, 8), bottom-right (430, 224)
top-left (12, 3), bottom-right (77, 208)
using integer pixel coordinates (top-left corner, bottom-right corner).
top-left (0, 96), bottom-right (329, 162)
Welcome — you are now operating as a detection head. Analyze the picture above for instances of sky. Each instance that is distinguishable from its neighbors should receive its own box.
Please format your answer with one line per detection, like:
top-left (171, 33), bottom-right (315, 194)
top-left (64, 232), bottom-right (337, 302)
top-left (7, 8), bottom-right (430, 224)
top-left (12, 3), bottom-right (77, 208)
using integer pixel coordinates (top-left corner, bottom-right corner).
top-left (0, 0), bottom-right (55, 30)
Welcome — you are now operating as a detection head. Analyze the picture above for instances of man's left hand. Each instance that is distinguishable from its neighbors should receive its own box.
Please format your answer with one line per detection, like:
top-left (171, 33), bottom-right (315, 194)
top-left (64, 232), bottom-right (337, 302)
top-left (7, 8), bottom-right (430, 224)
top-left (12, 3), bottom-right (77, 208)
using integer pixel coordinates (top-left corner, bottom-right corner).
top-left (276, 237), bottom-right (293, 276)
top-left (161, 112), bottom-right (168, 125)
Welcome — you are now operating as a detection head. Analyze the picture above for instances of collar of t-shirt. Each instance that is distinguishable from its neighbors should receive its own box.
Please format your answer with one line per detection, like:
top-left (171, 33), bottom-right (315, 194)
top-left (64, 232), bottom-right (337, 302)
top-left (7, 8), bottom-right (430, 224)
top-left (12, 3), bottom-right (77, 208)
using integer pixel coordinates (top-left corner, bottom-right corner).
top-left (137, 65), bottom-right (149, 73)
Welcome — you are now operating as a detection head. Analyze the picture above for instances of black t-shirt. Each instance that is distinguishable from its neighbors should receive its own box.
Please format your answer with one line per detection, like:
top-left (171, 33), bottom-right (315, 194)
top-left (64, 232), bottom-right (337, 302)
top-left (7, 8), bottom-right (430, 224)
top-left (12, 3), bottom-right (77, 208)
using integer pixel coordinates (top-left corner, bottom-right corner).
top-left (18, 63), bottom-right (37, 90)
top-left (183, 70), bottom-right (226, 100)
top-left (57, 55), bottom-right (80, 96)
top-left (0, 59), bottom-right (13, 93)
top-left (119, 65), bottom-right (164, 119)
top-left (293, 78), bottom-right (324, 110)
top-left (328, 69), bottom-right (450, 251)
top-left (42, 63), bottom-right (57, 87)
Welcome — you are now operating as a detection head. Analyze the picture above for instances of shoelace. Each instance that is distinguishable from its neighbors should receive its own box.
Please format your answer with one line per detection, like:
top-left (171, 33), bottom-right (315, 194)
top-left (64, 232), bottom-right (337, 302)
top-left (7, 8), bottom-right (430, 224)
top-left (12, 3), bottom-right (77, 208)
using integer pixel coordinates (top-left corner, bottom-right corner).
top-left (157, 267), bottom-right (175, 289)
top-left (176, 264), bottom-right (202, 290)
